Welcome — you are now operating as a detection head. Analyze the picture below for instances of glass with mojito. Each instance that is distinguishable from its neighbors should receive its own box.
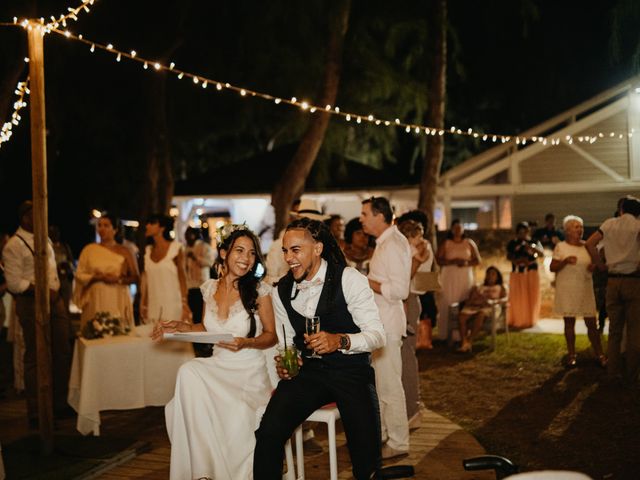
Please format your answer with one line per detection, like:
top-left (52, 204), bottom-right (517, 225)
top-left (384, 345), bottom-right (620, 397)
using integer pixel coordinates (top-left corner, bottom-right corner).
top-left (278, 345), bottom-right (299, 377)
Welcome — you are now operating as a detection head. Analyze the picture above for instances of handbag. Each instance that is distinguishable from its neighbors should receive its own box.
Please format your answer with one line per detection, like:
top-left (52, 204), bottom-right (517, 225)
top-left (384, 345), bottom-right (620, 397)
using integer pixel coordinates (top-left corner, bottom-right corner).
top-left (413, 270), bottom-right (442, 292)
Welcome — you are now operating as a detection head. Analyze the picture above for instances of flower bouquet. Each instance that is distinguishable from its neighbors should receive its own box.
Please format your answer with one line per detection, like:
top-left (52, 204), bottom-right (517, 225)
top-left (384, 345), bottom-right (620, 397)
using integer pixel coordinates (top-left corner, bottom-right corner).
top-left (81, 311), bottom-right (130, 339)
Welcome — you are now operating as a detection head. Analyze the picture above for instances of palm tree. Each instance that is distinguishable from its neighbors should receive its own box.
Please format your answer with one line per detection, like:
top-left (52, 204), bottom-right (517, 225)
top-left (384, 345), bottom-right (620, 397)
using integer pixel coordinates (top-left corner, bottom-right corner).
top-left (270, 0), bottom-right (352, 235)
top-left (418, 0), bottom-right (447, 243)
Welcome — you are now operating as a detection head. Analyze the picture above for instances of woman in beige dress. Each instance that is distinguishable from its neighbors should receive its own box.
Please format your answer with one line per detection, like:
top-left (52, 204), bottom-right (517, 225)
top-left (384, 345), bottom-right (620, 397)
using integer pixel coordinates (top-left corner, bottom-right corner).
top-left (435, 219), bottom-right (481, 341)
top-left (73, 213), bottom-right (139, 330)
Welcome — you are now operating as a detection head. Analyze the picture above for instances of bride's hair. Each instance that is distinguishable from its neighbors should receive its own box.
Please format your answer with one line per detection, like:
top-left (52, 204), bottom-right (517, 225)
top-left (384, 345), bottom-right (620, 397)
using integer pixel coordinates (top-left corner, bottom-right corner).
top-left (215, 229), bottom-right (265, 338)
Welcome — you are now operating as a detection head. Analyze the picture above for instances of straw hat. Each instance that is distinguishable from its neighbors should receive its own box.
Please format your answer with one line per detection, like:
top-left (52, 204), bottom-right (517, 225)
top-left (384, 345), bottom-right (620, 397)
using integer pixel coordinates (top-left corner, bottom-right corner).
top-left (291, 198), bottom-right (330, 221)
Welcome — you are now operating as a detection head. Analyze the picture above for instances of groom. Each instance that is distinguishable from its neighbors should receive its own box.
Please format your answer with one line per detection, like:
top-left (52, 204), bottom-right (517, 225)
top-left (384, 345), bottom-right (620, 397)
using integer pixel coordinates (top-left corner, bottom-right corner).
top-left (253, 217), bottom-right (386, 480)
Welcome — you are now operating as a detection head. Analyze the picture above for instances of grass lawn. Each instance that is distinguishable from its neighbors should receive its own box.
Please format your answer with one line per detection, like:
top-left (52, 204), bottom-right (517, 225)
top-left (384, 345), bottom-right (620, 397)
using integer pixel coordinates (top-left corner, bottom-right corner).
top-left (419, 331), bottom-right (640, 480)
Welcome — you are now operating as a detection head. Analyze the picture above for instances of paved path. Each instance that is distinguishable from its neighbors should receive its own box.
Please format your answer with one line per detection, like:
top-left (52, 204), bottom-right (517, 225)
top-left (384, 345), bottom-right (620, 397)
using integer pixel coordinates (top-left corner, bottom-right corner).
top-left (523, 318), bottom-right (608, 335)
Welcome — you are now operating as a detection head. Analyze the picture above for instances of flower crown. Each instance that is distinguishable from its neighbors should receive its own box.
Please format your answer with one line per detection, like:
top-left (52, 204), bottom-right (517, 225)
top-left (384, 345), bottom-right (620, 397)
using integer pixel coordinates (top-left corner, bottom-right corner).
top-left (215, 222), bottom-right (250, 247)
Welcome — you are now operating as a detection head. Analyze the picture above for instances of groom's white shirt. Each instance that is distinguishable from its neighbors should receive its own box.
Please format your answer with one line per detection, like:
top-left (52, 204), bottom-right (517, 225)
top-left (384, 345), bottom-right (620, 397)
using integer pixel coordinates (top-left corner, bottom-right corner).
top-left (272, 259), bottom-right (385, 354)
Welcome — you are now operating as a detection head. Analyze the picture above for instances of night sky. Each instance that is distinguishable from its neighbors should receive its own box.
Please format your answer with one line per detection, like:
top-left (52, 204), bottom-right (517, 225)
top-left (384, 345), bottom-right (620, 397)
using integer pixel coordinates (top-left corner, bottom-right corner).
top-left (0, 0), bottom-right (636, 253)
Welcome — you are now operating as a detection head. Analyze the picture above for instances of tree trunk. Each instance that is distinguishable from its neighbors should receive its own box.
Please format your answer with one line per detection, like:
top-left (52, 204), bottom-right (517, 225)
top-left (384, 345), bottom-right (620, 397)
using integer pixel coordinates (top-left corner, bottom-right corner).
top-left (418, 0), bottom-right (447, 245)
top-left (271, 0), bottom-right (351, 235)
top-left (139, 72), bottom-right (173, 220)
top-left (136, 3), bottom-right (188, 231)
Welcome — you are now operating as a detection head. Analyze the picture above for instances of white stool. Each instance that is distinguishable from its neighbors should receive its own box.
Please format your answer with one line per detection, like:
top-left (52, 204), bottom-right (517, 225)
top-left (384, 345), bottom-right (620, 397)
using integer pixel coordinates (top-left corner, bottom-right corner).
top-left (283, 439), bottom-right (295, 480)
top-left (293, 404), bottom-right (341, 480)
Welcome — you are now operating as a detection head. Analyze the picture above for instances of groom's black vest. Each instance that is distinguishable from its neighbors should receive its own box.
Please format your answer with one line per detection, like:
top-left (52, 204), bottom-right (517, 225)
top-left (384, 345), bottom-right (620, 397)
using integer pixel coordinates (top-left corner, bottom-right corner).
top-left (277, 262), bottom-right (371, 368)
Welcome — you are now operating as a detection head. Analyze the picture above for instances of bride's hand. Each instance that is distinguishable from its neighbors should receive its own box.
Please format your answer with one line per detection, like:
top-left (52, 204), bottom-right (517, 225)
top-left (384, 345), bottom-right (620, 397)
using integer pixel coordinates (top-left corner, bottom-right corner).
top-left (151, 320), bottom-right (192, 341)
top-left (217, 337), bottom-right (251, 352)
top-left (181, 303), bottom-right (192, 322)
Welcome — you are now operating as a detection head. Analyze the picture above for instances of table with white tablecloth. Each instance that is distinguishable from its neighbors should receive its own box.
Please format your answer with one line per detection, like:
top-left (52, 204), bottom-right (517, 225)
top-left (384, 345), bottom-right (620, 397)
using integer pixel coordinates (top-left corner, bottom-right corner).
top-left (68, 326), bottom-right (194, 435)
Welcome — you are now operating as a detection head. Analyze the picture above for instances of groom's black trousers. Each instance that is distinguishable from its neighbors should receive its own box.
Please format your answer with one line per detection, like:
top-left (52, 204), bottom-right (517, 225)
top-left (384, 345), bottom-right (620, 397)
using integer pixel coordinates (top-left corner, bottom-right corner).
top-left (253, 361), bottom-right (381, 480)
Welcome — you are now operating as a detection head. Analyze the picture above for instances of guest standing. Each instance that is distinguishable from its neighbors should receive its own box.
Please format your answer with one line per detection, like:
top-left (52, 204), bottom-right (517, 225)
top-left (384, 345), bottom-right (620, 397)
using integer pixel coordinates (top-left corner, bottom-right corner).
top-left (343, 217), bottom-right (375, 275)
top-left (184, 226), bottom-right (215, 356)
top-left (397, 217), bottom-right (432, 428)
top-left (2, 201), bottom-right (72, 428)
top-left (533, 213), bottom-right (564, 250)
top-left (141, 214), bottom-right (191, 324)
top-left (551, 215), bottom-right (606, 368)
top-left (435, 219), bottom-right (481, 341)
top-left (360, 196), bottom-right (412, 459)
top-left (184, 227), bottom-right (215, 323)
top-left (73, 213), bottom-right (139, 330)
top-left (49, 225), bottom-right (75, 313)
top-left (506, 222), bottom-right (543, 328)
top-left (586, 196), bottom-right (640, 385)
top-left (325, 214), bottom-right (346, 250)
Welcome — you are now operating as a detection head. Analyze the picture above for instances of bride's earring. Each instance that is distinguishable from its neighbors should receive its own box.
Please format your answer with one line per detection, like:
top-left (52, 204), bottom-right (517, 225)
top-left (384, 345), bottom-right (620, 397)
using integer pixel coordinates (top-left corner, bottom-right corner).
top-left (216, 263), bottom-right (226, 278)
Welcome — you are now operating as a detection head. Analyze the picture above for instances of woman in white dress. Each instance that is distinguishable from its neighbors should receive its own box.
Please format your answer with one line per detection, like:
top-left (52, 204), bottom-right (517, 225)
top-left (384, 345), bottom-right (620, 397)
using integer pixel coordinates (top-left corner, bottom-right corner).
top-left (141, 214), bottom-right (191, 324)
top-left (551, 215), bottom-right (606, 368)
top-left (152, 224), bottom-right (277, 480)
top-left (435, 219), bottom-right (481, 341)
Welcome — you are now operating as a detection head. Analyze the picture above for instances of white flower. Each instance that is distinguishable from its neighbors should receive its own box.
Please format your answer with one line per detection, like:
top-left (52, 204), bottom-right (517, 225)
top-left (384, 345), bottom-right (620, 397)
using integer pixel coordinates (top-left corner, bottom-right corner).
top-left (215, 222), bottom-right (250, 246)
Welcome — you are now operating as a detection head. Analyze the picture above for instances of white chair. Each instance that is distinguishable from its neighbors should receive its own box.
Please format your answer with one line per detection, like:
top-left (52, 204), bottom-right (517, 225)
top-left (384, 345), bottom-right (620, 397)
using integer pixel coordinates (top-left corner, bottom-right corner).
top-left (293, 403), bottom-right (341, 480)
top-left (283, 440), bottom-right (295, 480)
top-left (448, 297), bottom-right (509, 351)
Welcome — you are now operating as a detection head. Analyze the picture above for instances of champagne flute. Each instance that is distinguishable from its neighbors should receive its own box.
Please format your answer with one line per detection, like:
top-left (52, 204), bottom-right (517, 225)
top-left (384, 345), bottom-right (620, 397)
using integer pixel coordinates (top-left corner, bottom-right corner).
top-left (305, 316), bottom-right (322, 358)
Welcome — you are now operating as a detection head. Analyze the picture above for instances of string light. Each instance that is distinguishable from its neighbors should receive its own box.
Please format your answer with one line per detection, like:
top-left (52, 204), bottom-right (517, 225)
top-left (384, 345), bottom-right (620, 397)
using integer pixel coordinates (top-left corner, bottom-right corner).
top-left (7, 1), bottom-right (97, 31)
top-left (0, 78), bottom-right (29, 149)
top-left (3, 21), bottom-right (634, 147)
top-left (47, 0), bottom-right (96, 29)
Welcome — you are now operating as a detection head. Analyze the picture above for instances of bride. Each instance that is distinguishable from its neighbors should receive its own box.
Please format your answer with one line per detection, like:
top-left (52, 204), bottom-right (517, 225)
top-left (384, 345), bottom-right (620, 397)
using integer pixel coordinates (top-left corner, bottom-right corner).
top-left (152, 224), bottom-right (277, 479)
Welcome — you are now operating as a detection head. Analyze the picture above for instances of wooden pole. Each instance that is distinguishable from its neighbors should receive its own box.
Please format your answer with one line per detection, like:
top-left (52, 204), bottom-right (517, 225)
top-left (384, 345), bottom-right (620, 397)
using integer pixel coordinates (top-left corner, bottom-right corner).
top-left (27, 20), bottom-right (54, 454)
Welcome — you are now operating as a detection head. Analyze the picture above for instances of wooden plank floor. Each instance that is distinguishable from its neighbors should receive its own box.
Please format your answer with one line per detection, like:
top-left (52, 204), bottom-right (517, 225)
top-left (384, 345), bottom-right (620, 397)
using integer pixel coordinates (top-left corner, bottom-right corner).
top-left (0, 329), bottom-right (491, 480)
top-left (0, 389), bottom-right (492, 479)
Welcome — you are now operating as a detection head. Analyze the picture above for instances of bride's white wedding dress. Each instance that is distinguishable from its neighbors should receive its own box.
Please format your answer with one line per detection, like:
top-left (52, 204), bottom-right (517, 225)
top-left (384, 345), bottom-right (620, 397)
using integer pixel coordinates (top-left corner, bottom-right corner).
top-left (165, 279), bottom-right (273, 480)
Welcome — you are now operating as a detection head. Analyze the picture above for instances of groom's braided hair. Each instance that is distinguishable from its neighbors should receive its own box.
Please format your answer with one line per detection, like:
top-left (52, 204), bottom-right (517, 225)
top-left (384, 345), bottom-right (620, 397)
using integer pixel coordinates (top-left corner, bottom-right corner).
top-left (286, 217), bottom-right (347, 269)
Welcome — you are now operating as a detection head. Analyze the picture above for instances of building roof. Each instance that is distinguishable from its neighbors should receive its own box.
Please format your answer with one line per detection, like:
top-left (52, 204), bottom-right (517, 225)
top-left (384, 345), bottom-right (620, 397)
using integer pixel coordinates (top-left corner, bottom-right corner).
top-left (173, 143), bottom-right (412, 196)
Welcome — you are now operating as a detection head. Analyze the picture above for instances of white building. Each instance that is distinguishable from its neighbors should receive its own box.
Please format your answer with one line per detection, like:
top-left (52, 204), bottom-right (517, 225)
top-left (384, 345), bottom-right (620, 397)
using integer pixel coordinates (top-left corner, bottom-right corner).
top-left (436, 75), bottom-right (640, 228)
top-left (172, 75), bottom-right (640, 242)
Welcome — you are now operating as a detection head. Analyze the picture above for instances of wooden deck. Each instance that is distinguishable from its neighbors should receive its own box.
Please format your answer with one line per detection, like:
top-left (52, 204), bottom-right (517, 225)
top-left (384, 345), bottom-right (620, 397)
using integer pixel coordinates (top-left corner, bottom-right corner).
top-left (0, 386), bottom-right (493, 479)
top-left (0, 322), bottom-right (491, 480)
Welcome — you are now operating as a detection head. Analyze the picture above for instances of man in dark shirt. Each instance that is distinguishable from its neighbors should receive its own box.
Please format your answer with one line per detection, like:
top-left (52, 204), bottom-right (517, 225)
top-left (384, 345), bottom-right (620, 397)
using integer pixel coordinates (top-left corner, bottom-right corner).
top-left (532, 213), bottom-right (564, 249)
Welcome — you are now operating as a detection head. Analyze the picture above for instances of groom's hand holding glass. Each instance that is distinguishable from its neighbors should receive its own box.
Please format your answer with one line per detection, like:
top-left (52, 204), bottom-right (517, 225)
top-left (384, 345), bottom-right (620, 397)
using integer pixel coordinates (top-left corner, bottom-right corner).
top-left (303, 331), bottom-right (348, 355)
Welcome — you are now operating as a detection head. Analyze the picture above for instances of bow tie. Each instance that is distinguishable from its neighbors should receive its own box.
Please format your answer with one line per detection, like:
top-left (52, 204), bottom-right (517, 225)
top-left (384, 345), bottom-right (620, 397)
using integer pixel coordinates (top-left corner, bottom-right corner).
top-left (295, 278), bottom-right (324, 291)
